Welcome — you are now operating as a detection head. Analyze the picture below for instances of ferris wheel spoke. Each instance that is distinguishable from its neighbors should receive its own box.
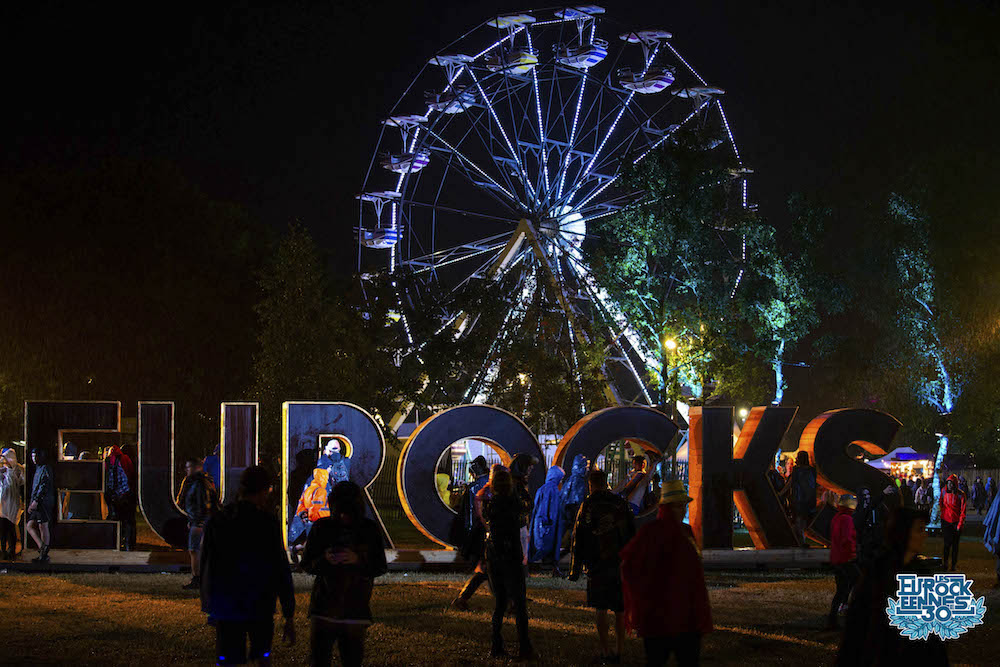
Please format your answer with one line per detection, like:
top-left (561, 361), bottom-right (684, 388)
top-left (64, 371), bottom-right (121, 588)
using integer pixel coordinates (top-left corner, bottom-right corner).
top-left (465, 69), bottom-right (534, 201)
top-left (525, 26), bottom-right (551, 198)
top-left (421, 127), bottom-right (523, 213)
top-left (401, 233), bottom-right (510, 274)
top-left (448, 95), bottom-right (527, 202)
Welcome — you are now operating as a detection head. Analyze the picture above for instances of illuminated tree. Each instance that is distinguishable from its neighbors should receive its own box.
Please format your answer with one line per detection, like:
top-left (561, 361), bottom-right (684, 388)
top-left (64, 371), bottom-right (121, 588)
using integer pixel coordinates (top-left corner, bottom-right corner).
top-left (585, 129), bottom-right (819, 408)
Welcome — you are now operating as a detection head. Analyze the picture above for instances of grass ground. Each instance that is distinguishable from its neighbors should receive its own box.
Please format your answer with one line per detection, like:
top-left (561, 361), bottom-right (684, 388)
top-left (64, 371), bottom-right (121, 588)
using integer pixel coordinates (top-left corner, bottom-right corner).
top-left (1, 536), bottom-right (997, 666)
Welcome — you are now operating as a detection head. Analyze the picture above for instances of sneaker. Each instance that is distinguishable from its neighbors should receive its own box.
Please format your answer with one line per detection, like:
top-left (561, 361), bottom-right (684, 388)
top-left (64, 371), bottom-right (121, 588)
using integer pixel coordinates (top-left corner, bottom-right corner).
top-left (182, 577), bottom-right (201, 590)
top-left (31, 553), bottom-right (50, 564)
top-left (451, 596), bottom-right (470, 611)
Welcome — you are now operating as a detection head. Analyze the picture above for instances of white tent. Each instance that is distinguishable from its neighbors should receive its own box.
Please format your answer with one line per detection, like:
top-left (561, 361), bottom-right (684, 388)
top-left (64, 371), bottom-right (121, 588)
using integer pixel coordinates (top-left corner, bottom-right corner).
top-left (866, 446), bottom-right (918, 470)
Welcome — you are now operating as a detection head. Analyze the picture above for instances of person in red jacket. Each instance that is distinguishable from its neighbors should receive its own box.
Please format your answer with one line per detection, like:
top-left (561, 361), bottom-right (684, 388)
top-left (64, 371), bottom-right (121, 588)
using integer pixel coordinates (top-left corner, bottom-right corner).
top-left (940, 474), bottom-right (967, 571)
top-left (828, 493), bottom-right (858, 629)
top-left (620, 480), bottom-right (711, 666)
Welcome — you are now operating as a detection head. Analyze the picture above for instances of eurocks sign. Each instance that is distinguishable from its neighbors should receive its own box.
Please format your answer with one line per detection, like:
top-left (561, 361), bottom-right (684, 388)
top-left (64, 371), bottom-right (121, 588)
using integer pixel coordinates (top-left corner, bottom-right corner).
top-left (26, 400), bottom-right (910, 553)
top-left (887, 574), bottom-right (986, 640)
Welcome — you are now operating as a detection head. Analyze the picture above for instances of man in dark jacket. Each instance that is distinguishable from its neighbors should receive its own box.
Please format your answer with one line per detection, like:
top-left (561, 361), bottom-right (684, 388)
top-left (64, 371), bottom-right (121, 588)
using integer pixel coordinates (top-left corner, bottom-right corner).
top-left (302, 481), bottom-right (388, 667)
top-left (200, 466), bottom-right (295, 666)
top-left (569, 469), bottom-right (635, 663)
top-left (177, 458), bottom-right (220, 590)
top-left (452, 456), bottom-right (491, 610)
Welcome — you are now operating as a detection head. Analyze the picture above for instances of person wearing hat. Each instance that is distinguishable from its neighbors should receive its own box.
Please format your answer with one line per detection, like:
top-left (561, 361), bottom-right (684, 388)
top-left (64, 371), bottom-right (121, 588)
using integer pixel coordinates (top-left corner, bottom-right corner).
top-left (620, 480), bottom-right (711, 666)
top-left (828, 493), bottom-right (859, 629)
top-left (568, 468), bottom-right (635, 663)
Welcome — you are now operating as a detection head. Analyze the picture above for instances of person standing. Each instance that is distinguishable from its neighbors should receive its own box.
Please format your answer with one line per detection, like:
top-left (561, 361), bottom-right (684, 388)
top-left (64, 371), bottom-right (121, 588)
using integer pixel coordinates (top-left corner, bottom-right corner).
top-left (972, 477), bottom-right (986, 515)
top-left (828, 494), bottom-right (858, 629)
top-left (25, 448), bottom-right (56, 563)
top-left (913, 478), bottom-right (931, 512)
top-left (177, 458), bottom-right (220, 590)
top-left (837, 507), bottom-right (947, 665)
top-left (982, 485), bottom-right (1000, 588)
top-left (104, 444), bottom-right (137, 551)
top-left (451, 456), bottom-right (492, 610)
top-left (0, 448), bottom-right (25, 560)
top-left (509, 454), bottom-right (538, 565)
top-left (302, 481), bottom-right (388, 666)
top-left (958, 476), bottom-right (970, 498)
top-left (940, 474), bottom-right (967, 571)
top-left (616, 456), bottom-right (656, 516)
top-left (986, 476), bottom-right (996, 506)
top-left (200, 466), bottom-right (295, 666)
top-left (529, 465), bottom-right (565, 576)
top-left (780, 451), bottom-right (817, 547)
top-left (568, 469), bottom-right (635, 664)
top-left (620, 480), bottom-right (712, 667)
top-left (482, 467), bottom-right (533, 660)
top-left (560, 455), bottom-right (590, 551)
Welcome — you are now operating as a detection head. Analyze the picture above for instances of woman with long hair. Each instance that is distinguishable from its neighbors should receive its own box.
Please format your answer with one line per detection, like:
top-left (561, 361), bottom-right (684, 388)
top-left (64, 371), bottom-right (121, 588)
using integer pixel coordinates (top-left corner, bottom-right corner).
top-left (0, 448), bottom-right (25, 559)
top-left (482, 466), bottom-right (534, 660)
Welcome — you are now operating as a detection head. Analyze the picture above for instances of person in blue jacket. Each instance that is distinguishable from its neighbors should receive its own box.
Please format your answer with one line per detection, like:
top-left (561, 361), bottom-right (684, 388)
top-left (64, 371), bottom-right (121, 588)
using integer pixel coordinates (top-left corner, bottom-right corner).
top-left (983, 485), bottom-right (1000, 588)
top-left (529, 465), bottom-right (565, 576)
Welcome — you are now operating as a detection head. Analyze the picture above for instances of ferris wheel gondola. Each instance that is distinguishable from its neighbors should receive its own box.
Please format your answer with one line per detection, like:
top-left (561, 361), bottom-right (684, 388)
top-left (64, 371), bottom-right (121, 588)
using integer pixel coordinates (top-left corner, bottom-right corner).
top-left (357, 5), bottom-right (750, 430)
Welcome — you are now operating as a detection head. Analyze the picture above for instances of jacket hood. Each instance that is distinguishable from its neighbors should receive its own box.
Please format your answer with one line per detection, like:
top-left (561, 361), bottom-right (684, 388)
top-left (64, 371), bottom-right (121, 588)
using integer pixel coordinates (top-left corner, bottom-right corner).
top-left (947, 474), bottom-right (959, 483)
top-left (545, 466), bottom-right (565, 485)
top-left (509, 453), bottom-right (537, 479)
top-left (571, 454), bottom-right (589, 476)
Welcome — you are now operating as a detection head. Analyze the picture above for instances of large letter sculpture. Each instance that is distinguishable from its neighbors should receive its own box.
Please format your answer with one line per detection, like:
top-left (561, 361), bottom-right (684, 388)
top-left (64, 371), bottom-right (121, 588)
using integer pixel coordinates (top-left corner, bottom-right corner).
top-left (799, 409), bottom-right (898, 500)
top-left (688, 405), bottom-right (799, 549)
top-left (25, 401), bottom-right (121, 548)
top-left (398, 404), bottom-right (545, 548)
top-left (138, 402), bottom-right (189, 548)
top-left (553, 407), bottom-right (679, 528)
top-left (220, 402), bottom-right (259, 504)
top-left (282, 402), bottom-right (392, 549)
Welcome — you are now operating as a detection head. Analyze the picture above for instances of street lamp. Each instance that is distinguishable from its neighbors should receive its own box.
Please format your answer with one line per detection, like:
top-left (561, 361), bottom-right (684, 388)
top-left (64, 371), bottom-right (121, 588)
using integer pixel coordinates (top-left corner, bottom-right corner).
top-left (663, 338), bottom-right (677, 351)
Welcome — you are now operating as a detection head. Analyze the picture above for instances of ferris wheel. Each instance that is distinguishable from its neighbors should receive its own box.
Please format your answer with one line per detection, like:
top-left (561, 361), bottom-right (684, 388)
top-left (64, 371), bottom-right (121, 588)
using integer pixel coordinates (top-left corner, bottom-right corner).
top-left (357, 5), bottom-right (748, 428)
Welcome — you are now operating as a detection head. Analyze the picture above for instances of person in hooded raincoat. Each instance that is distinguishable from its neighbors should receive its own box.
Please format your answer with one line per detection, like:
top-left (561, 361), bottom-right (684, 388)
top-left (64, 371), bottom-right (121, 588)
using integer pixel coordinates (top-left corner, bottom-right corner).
top-left (560, 455), bottom-right (589, 552)
top-left (940, 473), bottom-right (967, 571)
top-left (0, 448), bottom-right (24, 560)
top-left (983, 486), bottom-right (1000, 588)
top-left (318, 439), bottom-right (351, 486)
top-left (986, 476), bottom-right (996, 506)
top-left (529, 466), bottom-right (565, 574)
top-left (620, 480), bottom-right (711, 666)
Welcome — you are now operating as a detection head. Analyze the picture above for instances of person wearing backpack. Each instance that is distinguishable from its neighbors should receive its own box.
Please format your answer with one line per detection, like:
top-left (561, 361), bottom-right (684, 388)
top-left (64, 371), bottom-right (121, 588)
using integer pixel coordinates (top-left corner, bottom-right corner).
top-left (568, 468), bottom-right (636, 664)
top-left (177, 457), bottom-right (220, 590)
top-left (780, 451), bottom-right (817, 547)
top-left (104, 445), bottom-right (136, 550)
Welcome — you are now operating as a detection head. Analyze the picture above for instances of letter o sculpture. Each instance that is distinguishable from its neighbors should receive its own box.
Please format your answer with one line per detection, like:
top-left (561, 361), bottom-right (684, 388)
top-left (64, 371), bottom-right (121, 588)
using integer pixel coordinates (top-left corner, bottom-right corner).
top-left (397, 404), bottom-right (545, 548)
top-left (553, 406), bottom-right (679, 526)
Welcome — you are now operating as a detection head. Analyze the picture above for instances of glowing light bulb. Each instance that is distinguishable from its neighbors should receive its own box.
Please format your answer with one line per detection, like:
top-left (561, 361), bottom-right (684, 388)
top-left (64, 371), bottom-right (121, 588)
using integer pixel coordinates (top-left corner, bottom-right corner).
top-left (664, 338), bottom-right (677, 351)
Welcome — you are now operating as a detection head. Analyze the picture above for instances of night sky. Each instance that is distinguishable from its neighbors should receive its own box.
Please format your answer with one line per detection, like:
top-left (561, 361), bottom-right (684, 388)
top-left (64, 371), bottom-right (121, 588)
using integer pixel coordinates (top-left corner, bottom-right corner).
top-left (6, 0), bottom-right (998, 266)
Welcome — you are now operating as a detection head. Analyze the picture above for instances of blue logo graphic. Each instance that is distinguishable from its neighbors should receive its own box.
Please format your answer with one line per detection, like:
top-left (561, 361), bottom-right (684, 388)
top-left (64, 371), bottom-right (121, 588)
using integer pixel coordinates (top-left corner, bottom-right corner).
top-left (886, 573), bottom-right (986, 640)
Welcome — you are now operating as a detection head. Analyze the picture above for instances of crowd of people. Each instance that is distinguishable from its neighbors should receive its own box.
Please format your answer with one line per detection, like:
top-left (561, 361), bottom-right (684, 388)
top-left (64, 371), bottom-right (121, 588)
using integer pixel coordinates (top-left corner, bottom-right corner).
top-left (6, 438), bottom-right (1000, 665)
top-left (449, 453), bottom-right (711, 665)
